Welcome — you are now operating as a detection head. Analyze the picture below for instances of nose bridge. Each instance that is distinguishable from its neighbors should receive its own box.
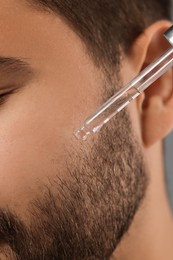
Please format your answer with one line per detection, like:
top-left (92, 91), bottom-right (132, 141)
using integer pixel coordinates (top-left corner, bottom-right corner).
top-left (164, 25), bottom-right (173, 46)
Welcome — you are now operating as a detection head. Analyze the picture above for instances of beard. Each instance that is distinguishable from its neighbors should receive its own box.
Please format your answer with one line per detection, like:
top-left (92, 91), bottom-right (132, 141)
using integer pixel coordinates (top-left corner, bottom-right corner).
top-left (0, 106), bottom-right (148, 260)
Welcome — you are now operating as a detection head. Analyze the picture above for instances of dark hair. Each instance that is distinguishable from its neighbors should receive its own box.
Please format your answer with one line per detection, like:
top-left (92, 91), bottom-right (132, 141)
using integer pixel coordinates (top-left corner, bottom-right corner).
top-left (27, 0), bottom-right (172, 81)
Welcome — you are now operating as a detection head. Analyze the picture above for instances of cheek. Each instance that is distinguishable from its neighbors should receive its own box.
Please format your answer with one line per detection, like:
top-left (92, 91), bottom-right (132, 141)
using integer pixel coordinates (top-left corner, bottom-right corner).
top-left (0, 85), bottom-right (66, 215)
top-left (0, 61), bottom-right (100, 216)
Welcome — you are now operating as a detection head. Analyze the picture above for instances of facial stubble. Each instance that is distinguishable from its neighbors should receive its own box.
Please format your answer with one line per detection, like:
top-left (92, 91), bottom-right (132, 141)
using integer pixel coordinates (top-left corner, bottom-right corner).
top-left (0, 107), bottom-right (148, 260)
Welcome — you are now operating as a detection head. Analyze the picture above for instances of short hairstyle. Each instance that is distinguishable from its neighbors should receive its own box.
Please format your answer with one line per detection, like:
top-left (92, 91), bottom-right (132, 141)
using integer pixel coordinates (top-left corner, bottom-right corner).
top-left (27, 0), bottom-right (172, 82)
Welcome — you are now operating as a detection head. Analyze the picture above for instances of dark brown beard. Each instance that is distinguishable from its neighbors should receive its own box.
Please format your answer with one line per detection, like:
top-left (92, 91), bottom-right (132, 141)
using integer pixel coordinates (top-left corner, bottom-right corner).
top-left (0, 107), bottom-right (148, 260)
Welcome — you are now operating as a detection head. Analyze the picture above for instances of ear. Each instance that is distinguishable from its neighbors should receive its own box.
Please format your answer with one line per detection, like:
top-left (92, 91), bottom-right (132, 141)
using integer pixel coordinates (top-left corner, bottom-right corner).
top-left (127, 20), bottom-right (173, 148)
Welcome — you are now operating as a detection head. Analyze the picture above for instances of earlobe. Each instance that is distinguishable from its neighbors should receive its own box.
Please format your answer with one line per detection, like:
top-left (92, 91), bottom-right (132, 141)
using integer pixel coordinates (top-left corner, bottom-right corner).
top-left (128, 20), bottom-right (173, 147)
top-left (142, 86), bottom-right (173, 147)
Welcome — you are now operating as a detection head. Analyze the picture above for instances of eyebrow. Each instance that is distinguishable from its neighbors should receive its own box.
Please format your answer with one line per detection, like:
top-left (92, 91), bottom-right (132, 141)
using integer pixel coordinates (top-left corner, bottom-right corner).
top-left (0, 56), bottom-right (37, 86)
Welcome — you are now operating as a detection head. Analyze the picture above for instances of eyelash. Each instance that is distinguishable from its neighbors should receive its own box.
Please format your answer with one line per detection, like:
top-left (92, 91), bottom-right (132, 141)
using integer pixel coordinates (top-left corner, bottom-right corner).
top-left (0, 90), bottom-right (15, 106)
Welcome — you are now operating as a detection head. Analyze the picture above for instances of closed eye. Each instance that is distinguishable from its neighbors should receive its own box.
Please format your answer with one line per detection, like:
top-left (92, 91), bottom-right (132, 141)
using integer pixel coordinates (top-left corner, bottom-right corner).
top-left (0, 89), bottom-right (17, 106)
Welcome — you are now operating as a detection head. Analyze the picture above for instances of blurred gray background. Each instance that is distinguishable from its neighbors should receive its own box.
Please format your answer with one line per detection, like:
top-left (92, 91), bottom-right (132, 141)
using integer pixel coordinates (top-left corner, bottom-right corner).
top-left (165, 133), bottom-right (173, 210)
top-left (164, 0), bottom-right (173, 211)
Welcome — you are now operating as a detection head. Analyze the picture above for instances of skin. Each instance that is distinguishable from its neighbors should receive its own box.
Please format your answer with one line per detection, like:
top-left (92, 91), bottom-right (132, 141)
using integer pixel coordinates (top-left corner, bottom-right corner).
top-left (0, 0), bottom-right (104, 218)
top-left (0, 0), bottom-right (172, 259)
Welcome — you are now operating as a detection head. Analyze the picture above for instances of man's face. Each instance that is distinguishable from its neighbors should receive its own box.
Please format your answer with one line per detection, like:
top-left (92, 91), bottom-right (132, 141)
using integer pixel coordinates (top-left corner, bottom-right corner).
top-left (0, 1), bottom-right (148, 259)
